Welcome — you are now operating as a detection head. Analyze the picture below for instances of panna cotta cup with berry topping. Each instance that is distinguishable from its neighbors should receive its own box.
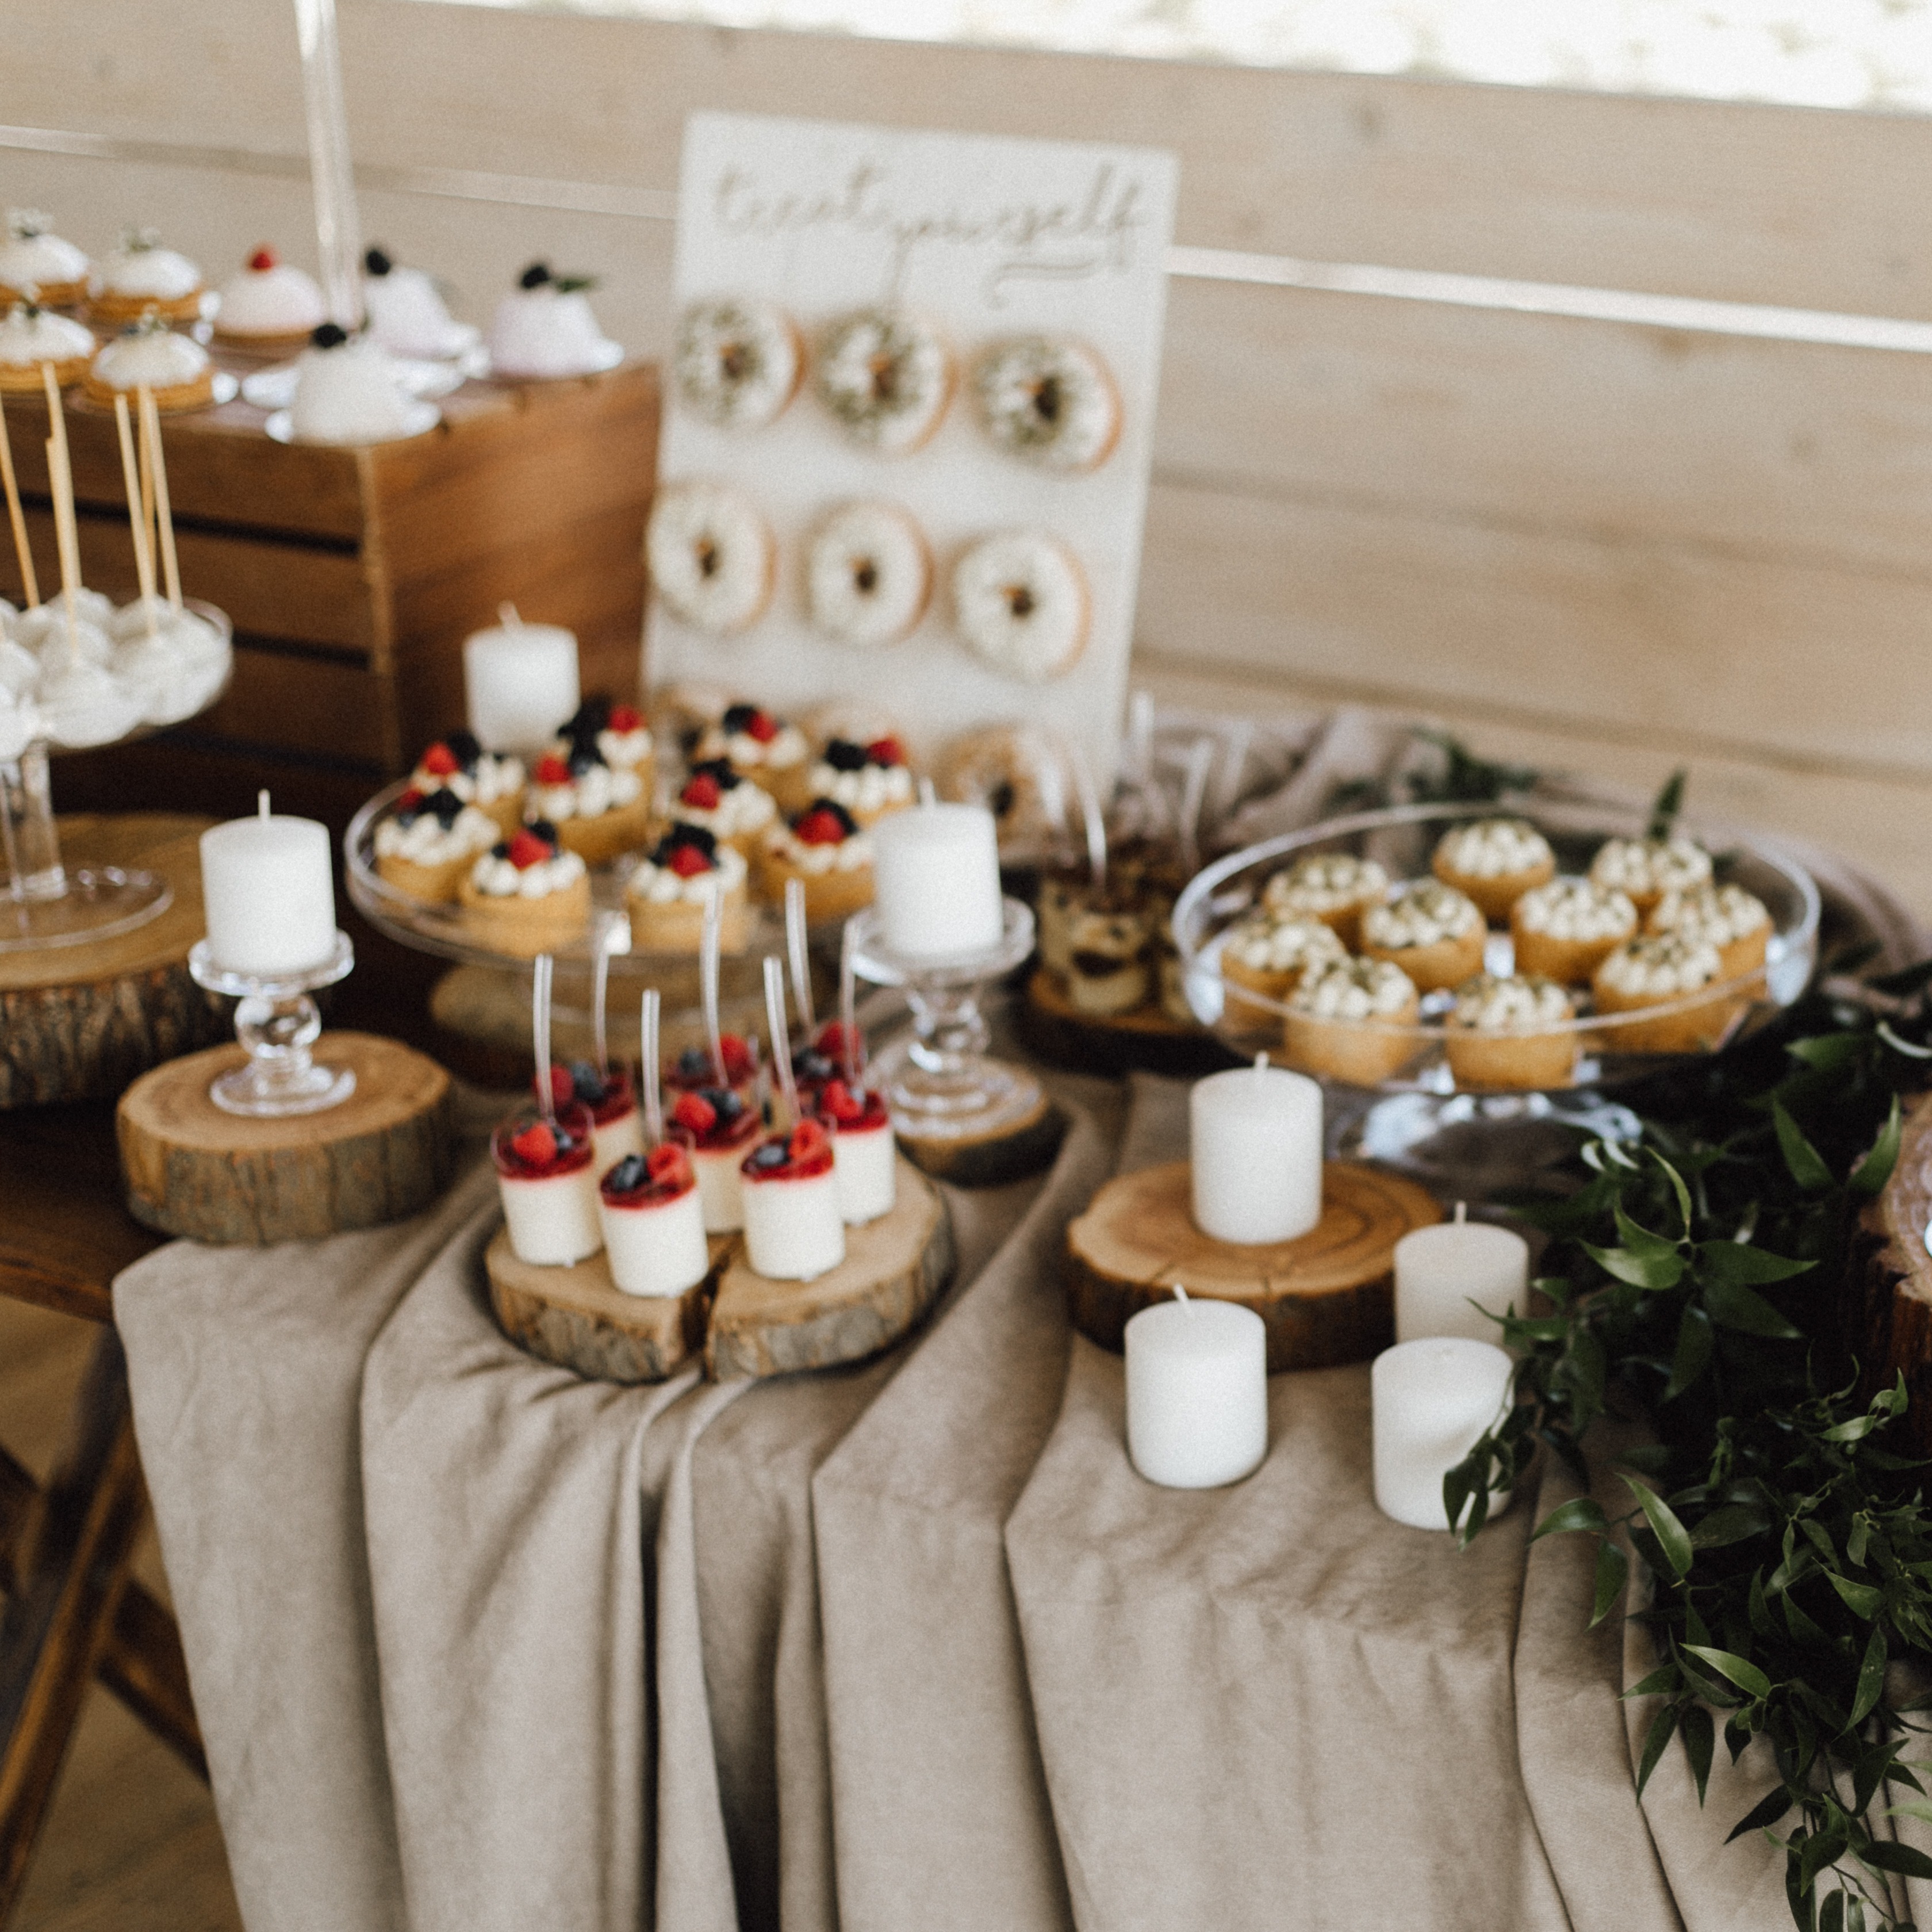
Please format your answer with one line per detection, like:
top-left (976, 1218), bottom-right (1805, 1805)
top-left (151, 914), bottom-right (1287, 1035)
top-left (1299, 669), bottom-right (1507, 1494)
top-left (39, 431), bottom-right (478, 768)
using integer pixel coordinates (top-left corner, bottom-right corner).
top-left (527, 745), bottom-right (653, 867)
top-left (626, 825), bottom-right (750, 953)
top-left (457, 822), bottom-right (591, 957)
top-left (544, 1061), bottom-right (644, 1178)
top-left (759, 800), bottom-right (875, 923)
top-left (668, 1086), bottom-right (761, 1233)
top-left (493, 1102), bottom-right (603, 1266)
top-left (739, 1119), bottom-right (846, 1281)
top-left (669, 758), bottom-right (778, 857)
top-left (374, 787), bottom-right (501, 902)
top-left (811, 1078), bottom-right (896, 1225)
top-left (804, 735), bottom-right (917, 828)
top-left (410, 731), bottom-right (525, 837)
top-left (695, 703), bottom-right (813, 813)
top-left (597, 1144), bottom-right (711, 1298)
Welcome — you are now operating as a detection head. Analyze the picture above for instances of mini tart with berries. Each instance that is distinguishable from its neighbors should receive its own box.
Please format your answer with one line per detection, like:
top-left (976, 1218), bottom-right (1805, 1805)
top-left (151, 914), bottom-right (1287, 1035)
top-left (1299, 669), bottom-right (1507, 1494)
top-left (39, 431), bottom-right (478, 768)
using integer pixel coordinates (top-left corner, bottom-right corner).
top-left (694, 703), bottom-right (813, 814)
top-left (409, 731), bottom-right (526, 837)
top-left (456, 822), bottom-right (592, 957)
top-left (1262, 853), bottom-right (1390, 950)
top-left (626, 823), bottom-right (750, 954)
top-left (543, 1059), bottom-right (643, 1178)
top-left (527, 744), bottom-right (653, 867)
top-left (553, 696), bottom-right (654, 787)
top-left (490, 1102), bottom-right (602, 1267)
top-left (1359, 880), bottom-right (1488, 995)
top-left (1592, 932), bottom-right (1739, 1055)
top-left (669, 757), bottom-right (777, 855)
top-left (806, 734), bottom-right (915, 827)
top-left (739, 1117), bottom-right (846, 1282)
top-left (758, 799), bottom-right (875, 923)
top-left (1282, 957), bottom-right (1421, 1087)
top-left (373, 786), bottom-right (502, 902)
top-left (1646, 882), bottom-right (1772, 982)
top-left (1588, 834), bottom-right (1713, 917)
top-left (1218, 909), bottom-right (1348, 1025)
top-left (668, 1084), bottom-right (762, 1233)
top-left (1443, 973), bottom-right (1577, 1091)
top-left (1430, 818), bottom-right (1557, 923)
top-left (1509, 879), bottom-right (1638, 986)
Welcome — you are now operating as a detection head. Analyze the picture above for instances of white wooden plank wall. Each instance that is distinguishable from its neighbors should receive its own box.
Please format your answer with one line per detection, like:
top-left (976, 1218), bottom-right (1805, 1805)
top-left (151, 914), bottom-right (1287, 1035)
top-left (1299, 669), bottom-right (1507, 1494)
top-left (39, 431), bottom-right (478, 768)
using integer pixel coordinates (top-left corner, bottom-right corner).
top-left (10, 0), bottom-right (1932, 915)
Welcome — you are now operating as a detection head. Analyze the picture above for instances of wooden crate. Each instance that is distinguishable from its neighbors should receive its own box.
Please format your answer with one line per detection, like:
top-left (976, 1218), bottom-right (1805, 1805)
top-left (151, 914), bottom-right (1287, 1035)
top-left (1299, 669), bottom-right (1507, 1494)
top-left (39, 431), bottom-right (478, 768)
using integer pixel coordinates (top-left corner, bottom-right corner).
top-left (2, 359), bottom-right (658, 831)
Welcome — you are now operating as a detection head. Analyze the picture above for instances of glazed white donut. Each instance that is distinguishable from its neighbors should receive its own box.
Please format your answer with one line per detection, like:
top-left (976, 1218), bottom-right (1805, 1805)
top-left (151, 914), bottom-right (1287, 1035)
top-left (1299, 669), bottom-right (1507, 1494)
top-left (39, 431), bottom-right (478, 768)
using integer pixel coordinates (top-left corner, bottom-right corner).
top-left (951, 531), bottom-right (1089, 683)
top-left (814, 308), bottom-right (952, 454)
top-left (673, 297), bottom-right (801, 430)
top-left (972, 336), bottom-right (1120, 473)
top-left (804, 500), bottom-right (931, 649)
top-left (646, 480), bottom-right (775, 637)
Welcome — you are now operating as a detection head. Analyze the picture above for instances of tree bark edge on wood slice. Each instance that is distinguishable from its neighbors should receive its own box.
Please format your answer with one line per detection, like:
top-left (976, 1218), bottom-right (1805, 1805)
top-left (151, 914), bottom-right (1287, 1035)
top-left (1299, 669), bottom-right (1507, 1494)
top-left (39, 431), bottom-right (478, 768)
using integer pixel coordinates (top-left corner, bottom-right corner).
top-left (485, 1228), bottom-right (729, 1384)
top-left (1064, 1158), bottom-right (1443, 1373)
top-left (1853, 1091), bottom-right (1932, 1457)
top-left (1017, 967), bottom-right (1236, 1080)
top-left (707, 1159), bottom-right (955, 1381)
top-left (896, 1091), bottom-right (1067, 1189)
top-left (116, 1033), bottom-right (456, 1245)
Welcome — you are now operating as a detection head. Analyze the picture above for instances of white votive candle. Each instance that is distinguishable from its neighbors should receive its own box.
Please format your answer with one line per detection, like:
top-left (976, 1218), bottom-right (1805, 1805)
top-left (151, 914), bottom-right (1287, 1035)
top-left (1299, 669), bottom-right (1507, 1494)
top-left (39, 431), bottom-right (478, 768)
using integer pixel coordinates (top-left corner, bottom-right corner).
top-left (462, 613), bottom-right (580, 753)
top-left (1394, 1206), bottom-right (1531, 1346)
top-left (1125, 1292), bottom-right (1268, 1489)
top-left (198, 795), bottom-right (337, 976)
top-left (1190, 1059), bottom-right (1322, 1245)
top-left (871, 802), bottom-right (1004, 960)
top-left (1371, 1336), bottom-right (1514, 1531)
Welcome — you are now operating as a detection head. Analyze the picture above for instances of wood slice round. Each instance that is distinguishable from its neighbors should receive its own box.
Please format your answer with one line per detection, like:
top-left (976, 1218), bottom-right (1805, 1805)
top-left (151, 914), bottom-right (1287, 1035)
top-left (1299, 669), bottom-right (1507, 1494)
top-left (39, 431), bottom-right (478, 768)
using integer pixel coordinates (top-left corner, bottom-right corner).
top-left (1018, 967), bottom-right (1233, 1080)
top-left (894, 1088), bottom-right (1068, 1190)
top-left (486, 1227), bottom-right (729, 1384)
top-left (1854, 1092), bottom-right (1932, 1457)
top-left (116, 1033), bottom-right (456, 1245)
top-left (1064, 1158), bottom-right (1442, 1373)
top-left (707, 1159), bottom-right (956, 1381)
top-left (0, 814), bottom-right (228, 1107)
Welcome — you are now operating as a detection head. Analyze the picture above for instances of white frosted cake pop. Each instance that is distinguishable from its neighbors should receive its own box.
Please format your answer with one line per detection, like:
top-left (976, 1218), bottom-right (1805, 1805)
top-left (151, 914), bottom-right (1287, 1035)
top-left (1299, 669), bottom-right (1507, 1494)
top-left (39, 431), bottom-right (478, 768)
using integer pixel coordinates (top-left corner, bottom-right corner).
top-left (288, 325), bottom-right (419, 444)
top-left (16, 595), bottom-right (114, 655)
top-left (362, 247), bottom-right (475, 360)
top-left (213, 246), bottom-right (327, 347)
top-left (112, 629), bottom-right (200, 725)
top-left (37, 650), bottom-right (143, 747)
top-left (487, 262), bottom-right (620, 379)
top-left (0, 632), bottom-right (39, 697)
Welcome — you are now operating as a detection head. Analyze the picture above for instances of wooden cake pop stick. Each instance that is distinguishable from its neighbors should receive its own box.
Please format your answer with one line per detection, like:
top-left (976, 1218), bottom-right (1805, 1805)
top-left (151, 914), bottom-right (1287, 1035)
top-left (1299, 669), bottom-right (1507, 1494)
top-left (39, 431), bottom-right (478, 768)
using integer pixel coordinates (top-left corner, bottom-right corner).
top-left (138, 387), bottom-right (182, 610)
top-left (785, 877), bottom-right (815, 1036)
top-left (640, 988), bottom-right (664, 1146)
top-left (112, 394), bottom-right (161, 641)
top-left (41, 422), bottom-right (83, 654)
top-left (0, 396), bottom-right (36, 608)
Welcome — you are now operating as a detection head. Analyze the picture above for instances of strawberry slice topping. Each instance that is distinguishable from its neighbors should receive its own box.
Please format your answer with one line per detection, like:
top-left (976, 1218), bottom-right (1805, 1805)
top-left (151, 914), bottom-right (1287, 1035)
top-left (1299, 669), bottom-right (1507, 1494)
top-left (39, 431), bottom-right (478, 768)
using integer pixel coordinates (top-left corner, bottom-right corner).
top-left (793, 807), bottom-right (848, 847)
top-left (533, 753), bottom-right (573, 787)
top-left (865, 736), bottom-right (904, 768)
top-left (507, 828), bottom-right (551, 869)
top-left (667, 842), bottom-right (714, 878)
top-left (680, 773), bottom-right (722, 810)
top-left (671, 1091), bottom-right (717, 1135)
top-left (248, 245), bottom-right (278, 273)
top-left (646, 1143), bottom-right (692, 1189)
top-left (609, 704), bottom-right (644, 734)
top-left (509, 1121), bottom-right (557, 1168)
top-left (421, 742), bottom-right (460, 776)
top-left (744, 710), bottom-right (779, 744)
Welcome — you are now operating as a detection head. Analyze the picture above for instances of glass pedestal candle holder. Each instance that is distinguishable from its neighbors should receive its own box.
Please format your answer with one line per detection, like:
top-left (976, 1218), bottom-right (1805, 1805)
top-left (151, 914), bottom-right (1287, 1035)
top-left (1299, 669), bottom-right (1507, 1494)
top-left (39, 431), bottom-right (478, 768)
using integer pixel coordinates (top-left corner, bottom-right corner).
top-left (845, 898), bottom-right (1041, 1145)
top-left (188, 930), bottom-right (357, 1116)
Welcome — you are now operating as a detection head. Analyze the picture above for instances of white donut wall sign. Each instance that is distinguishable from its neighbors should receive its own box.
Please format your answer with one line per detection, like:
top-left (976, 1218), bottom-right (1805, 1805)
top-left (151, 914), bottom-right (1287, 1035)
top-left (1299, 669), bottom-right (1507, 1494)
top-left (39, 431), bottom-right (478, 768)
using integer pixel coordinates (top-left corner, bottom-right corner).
top-left (673, 296), bottom-right (803, 430)
top-left (804, 500), bottom-right (933, 649)
top-left (951, 530), bottom-right (1090, 684)
top-left (646, 479), bottom-right (777, 637)
top-left (813, 308), bottom-right (954, 454)
top-left (971, 335), bottom-right (1122, 474)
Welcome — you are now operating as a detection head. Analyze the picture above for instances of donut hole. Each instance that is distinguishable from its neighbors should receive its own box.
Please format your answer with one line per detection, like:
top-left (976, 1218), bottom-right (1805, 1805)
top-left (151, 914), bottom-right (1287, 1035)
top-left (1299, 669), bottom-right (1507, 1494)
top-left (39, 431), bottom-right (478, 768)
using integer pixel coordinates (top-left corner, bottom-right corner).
top-left (719, 339), bottom-right (752, 382)
top-left (695, 537), bottom-right (720, 580)
top-left (1003, 582), bottom-right (1037, 620)
top-left (1030, 375), bottom-right (1062, 425)
top-left (867, 353), bottom-right (899, 402)
top-left (852, 557), bottom-right (880, 596)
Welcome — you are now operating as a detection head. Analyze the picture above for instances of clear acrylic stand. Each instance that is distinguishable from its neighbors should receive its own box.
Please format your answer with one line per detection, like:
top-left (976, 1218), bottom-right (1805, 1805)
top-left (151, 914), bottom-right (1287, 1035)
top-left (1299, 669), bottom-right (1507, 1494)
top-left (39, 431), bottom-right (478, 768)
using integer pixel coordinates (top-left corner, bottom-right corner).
top-left (187, 930), bottom-right (357, 1116)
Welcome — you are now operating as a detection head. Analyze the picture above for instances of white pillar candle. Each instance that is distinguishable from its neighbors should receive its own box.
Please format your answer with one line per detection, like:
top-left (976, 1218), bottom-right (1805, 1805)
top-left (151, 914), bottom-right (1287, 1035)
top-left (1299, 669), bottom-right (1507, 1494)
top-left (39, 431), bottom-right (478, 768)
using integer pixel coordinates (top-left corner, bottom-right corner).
top-left (198, 795), bottom-right (338, 976)
top-left (1190, 1059), bottom-right (1323, 1245)
top-left (462, 615), bottom-right (580, 753)
top-left (1125, 1291), bottom-right (1268, 1489)
top-left (1371, 1336), bottom-right (1514, 1531)
top-left (871, 802), bottom-right (1004, 960)
top-left (1394, 1206), bottom-right (1531, 1346)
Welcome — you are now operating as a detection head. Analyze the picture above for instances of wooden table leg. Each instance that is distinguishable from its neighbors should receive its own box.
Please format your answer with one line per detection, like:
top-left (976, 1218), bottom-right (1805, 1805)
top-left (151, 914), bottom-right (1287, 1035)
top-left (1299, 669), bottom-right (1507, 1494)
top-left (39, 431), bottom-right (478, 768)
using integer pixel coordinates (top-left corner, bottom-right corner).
top-left (0, 1329), bottom-right (151, 1919)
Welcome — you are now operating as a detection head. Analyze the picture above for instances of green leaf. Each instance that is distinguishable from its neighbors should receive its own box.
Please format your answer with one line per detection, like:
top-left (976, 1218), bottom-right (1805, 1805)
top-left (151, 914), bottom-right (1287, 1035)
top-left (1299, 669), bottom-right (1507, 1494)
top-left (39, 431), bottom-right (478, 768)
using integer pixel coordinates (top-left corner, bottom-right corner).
top-left (1727, 1781), bottom-right (1795, 1841)
top-left (1666, 1305), bottom-right (1715, 1402)
top-left (1852, 1625), bottom-right (1889, 1729)
top-left (1531, 1497), bottom-right (1610, 1542)
top-left (1850, 1094), bottom-right (1903, 1199)
top-left (1773, 1100), bottom-right (1834, 1191)
top-left (1624, 1477), bottom-right (1695, 1579)
top-left (1592, 1540), bottom-right (1630, 1627)
top-left (1680, 1703), bottom-right (1715, 1804)
top-left (1695, 1242), bottom-right (1818, 1288)
top-left (1636, 1699), bottom-right (1678, 1798)
top-left (1860, 1839), bottom-right (1932, 1882)
top-left (1616, 1201), bottom-right (1685, 1263)
top-left (1822, 1413), bottom-right (1885, 1445)
top-left (1785, 1033), bottom-right (1868, 1072)
top-left (1584, 1240), bottom-right (1685, 1291)
top-left (1820, 1887), bottom-right (1846, 1932)
top-left (1692, 1503), bottom-right (1772, 1549)
top-left (1827, 1573), bottom-right (1885, 1619)
top-left (1647, 768), bottom-right (1687, 840)
top-left (1682, 1643), bottom-right (1773, 1699)
top-left (1650, 1149), bottom-right (1696, 1235)
top-left (1704, 1276), bottom-right (1804, 1340)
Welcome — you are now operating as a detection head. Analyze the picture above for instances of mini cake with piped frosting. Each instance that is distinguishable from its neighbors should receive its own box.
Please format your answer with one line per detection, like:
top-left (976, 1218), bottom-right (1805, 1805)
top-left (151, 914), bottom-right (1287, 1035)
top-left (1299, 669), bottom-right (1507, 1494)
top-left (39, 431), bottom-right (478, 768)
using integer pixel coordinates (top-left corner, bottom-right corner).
top-left (669, 758), bottom-right (777, 855)
top-left (1588, 835), bottom-right (1713, 916)
top-left (91, 231), bottom-right (204, 324)
top-left (0, 300), bottom-right (94, 392)
top-left (759, 800), bottom-right (874, 923)
top-left (597, 1144), bottom-right (711, 1298)
top-left (1282, 956), bottom-right (1420, 1086)
top-left (83, 313), bottom-right (215, 413)
top-left (374, 786), bottom-right (501, 901)
top-left (457, 821), bottom-right (591, 956)
top-left (626, 823), bottom-right (750, 954)
top-left (1510, 878), bottom-right (1639, 985)
top-left (1646, 883), bottom-right (1770, 981)
top-left (526, 743), bottom-right (651, 867)
top-left (811, 1076), bottom-right (896, 1226)
top-left (695, 703), bottom-right (812, 813)
top-left (545, 1060), bottom-right (643, 1180)
top-left (1444, 972), bottom-right (1577, 1090)
top-left (1262, 853), bottom-right (1390, 950)
top-left (492, 1102), bottom-right (601, 1267)
top-left (213, 246), bottom-right (327, 352)
top-left (739, 1118), bottom-right (845, 1281)
top-left (1593, 932), bottom-right (1735, 1054)
top-left (1359, 880), bottom-right (1487, 995)
top-left (1431, 817), bottom-right (1556, 922)
top-left (805, 735), bottom-right (915, 827)
top-left (668, 1084), bottom-right (760, 1233)
top-left (409, 730), bottom-right (524, 835)
top-left (1218, 910), bottom-right (1348, 1025)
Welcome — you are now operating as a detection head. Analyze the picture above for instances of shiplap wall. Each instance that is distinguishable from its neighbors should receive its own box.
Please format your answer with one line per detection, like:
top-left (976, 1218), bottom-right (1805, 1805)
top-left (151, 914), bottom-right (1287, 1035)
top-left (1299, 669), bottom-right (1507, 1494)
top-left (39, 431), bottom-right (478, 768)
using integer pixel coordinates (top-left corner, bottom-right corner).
top-left (10, 0), bottom-right (1932, 913)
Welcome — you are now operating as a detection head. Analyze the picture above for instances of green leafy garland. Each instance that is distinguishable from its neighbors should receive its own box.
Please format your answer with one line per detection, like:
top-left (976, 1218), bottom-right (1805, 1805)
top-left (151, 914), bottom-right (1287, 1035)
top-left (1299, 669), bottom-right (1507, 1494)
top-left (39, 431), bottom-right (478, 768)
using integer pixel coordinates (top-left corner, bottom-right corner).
top-left (1448, 959), bottom-right (1932, 1932)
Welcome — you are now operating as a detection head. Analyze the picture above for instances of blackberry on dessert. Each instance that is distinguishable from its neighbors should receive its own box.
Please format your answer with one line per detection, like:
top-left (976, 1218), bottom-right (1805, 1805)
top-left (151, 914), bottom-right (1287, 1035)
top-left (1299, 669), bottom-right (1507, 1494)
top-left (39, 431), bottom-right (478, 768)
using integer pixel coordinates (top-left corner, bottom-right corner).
top-left (626, 821), bottom-right (750, 953)
top-left (806, 735), bottom-right (917, 827)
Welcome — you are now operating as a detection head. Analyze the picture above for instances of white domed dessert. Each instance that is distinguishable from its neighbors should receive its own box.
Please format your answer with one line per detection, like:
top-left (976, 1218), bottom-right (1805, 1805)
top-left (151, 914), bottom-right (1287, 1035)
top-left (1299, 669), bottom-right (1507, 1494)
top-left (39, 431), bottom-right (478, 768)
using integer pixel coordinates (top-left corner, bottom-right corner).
top-left (213, 246), bottom-right (327, 352)
top-left (111, 628), bottom-right (197, 726)
top-left (0, 301), bottom-right (94, 392)
top-left (36, 649), bottom-right (143, 749)
top-left (91, 230), bottom-right (204, 324)
top-left (487, 262), bottom-right (620, 379)
top-left (16, 599), bottom-right (114, 660)
top-left (287, 324), bottom-right (420, 444)
top-left (0, 211), bottom-right (89, 308)
top-left (82, 315), bottom-right (215, 413)
top-left (361, 247), bottom-right (476, 361)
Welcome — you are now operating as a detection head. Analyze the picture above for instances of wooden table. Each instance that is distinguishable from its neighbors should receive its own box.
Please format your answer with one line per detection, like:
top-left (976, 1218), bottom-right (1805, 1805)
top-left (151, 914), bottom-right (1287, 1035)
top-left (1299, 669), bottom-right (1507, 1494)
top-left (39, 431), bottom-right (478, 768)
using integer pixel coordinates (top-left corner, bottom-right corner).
top-left (0, 1101), bottom-right (205, 1923)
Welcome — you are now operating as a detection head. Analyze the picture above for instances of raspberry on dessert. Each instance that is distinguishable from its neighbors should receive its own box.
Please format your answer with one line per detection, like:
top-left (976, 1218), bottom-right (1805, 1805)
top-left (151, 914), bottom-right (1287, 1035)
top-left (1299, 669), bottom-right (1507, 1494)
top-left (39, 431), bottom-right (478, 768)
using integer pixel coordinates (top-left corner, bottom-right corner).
top-left (248, 245), bottom-right (277, 272)
top-left (789, 1119), bottom-right (831, 1163)
top-left (681, 773), bottom-right (723, 810)
top-left (609, 705), bottom-right (644, 734)
top-left (534, 753), bottom-right (573, 787)
top-left (507, 828), bottom-right (551, 869)
top-left (814, 1020), bottom-right (861, 1065)
top-left (865, 736), bottom-right (904, 768)
top-left (396, 787), bottom-right (426, 814)
top-left (723, 703), bottom-right (779, 744)
top-left (546, 1065), bottom-right (576, 1109)
top-left (511, 1120), bottom-right (557, 1167)
top-left (647, 1143), bottom-right (692, 1187)
top-left (421, 742), bottom-right (461, 776)
top-left (719, 1036), bottom-right (756, 1082)
top-left (672, 1091), bottom-right (718, 1134)
top-left (668, 842), bottom-right (713, 878)
top-left (794, 803), bottom-right (855, 846)
top-left (817, 1079), bottom-right (868, 1126)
